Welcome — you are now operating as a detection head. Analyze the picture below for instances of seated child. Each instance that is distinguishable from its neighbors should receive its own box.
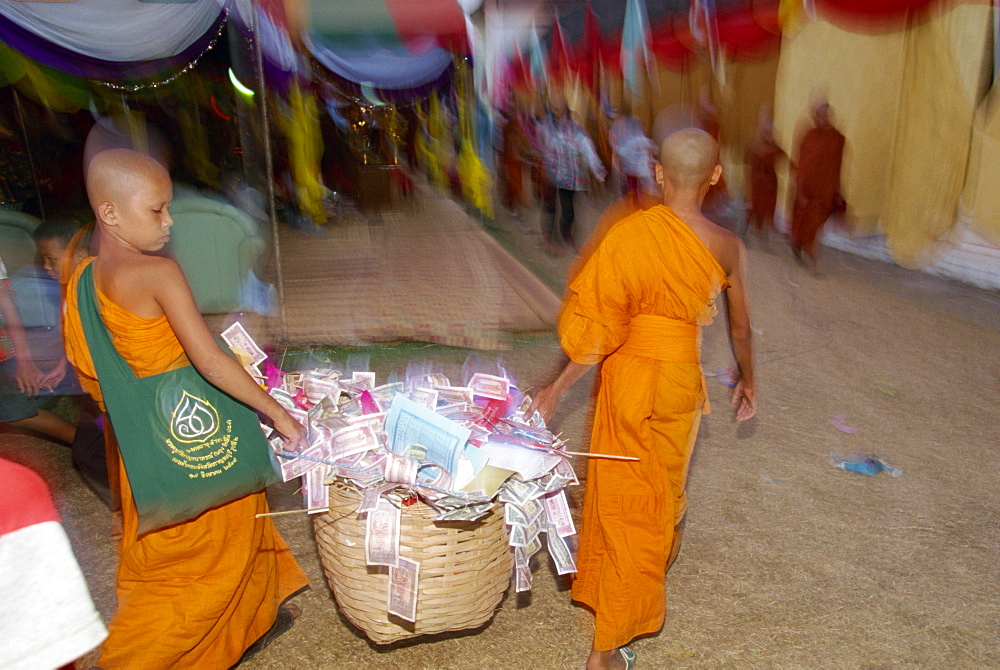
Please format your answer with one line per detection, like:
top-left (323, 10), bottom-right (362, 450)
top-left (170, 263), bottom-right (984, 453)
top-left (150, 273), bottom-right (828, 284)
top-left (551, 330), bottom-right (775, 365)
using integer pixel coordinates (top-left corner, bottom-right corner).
top-left (2, 214), bottom-right (110, 505)
top-left (63, 148), bottom-right (309, 668)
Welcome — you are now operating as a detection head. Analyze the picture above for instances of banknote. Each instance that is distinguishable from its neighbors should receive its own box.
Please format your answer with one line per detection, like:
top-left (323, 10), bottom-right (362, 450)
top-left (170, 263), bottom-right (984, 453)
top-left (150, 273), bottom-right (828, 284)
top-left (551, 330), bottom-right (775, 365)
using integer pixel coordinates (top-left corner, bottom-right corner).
top-left (434, 385), bottom-right (474, 405)
top-left (542, 490), bottom-right (576, 537)
top-left (523, 535), bottom-right (542, 561)
top-left (329, 425), bottom-right (380, 460)
top-left (408, 387), bottom-right (439, 411)
top-left (542, 473), bottom-right (574, 494)
top-left (546, 530), bottom-right (577, 575)
top-left (388, 557), bottom-right (419, 622)
top-left (500, 478), bottom-right (541, 506)
top-left (351, 371), bottom-right (377, 390)
top-left (304, 376), bottom-right (341, 402)
top-left (358, 483), bottom-right (396, 514)
top-left (383, 452), bottom-right (418, 484)
top-left (314, 394), bottom-right (342, 419)
top-left (365, 498), bottom-right (400, 567)
top-left (303, 464), bottom-right (331, 513)
top-left (504, 502), bottom-right (529, 527)
top-left (521, 497), bottom-right (544, 525)
top-left (436, 402), bottom-right (471, 418)
top-left (282, 372), bottom-right (304, 394)
top-left (268, 387), bottom-right (297, 410)
top-left (372, 382), bottom-right (404, 406)
top-left (274, 448), bottom-right (319, 482)
top-left (435, 502), bottom-right (493, 522)
top-left (221, 322), bottom-right (268, 366)
top-left (508, 517), bottom-right (541, 547)
top-left (338, 397), bottom-right (363, 417)
top-left (514, 564), bottom-right (532, 593)
top-left (345, 411), bottom-right (386, 432)
top-left (468, 373), bottom-right (509, 401)
top-left (426, 494), bottom-right (481, 511)
top-left (553, 458), bottom-right (579, 486)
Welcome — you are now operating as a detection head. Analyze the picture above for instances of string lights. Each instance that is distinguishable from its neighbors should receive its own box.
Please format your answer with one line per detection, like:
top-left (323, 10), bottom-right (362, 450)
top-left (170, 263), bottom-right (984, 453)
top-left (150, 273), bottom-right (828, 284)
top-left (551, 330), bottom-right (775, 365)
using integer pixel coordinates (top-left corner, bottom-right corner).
top-left (94, 10), bottom-right (228, 92)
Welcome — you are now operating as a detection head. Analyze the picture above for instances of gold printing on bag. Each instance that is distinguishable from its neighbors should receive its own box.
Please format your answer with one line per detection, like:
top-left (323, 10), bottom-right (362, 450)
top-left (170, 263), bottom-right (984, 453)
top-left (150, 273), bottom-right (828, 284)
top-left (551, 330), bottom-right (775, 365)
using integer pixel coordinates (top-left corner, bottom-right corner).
top-left (170, 391), bottom-right (220, 443)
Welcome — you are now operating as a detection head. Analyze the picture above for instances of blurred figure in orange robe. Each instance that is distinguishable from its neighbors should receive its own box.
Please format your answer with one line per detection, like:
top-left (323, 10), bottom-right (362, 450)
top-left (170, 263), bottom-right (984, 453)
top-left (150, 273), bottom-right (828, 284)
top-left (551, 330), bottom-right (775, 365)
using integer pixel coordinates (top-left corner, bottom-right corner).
top-left (790, 102), bottom-right (845, 270)
top-left (500, 106), bottom-right (529, 217)
top-left (531, 128), bottom-right (757, 670)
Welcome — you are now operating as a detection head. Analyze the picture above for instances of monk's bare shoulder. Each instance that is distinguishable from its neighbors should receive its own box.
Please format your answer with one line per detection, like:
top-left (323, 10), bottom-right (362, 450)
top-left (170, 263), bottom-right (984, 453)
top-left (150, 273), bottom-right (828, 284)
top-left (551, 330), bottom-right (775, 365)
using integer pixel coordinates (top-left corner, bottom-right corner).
top-left (682, 212), bottom-right (743, 276)
top-left (707, 222), bottom-right (744, 277)
top-left (100, 254), bottom-right (188, 316)
top-left (136, 255), bottom-right (188, 295)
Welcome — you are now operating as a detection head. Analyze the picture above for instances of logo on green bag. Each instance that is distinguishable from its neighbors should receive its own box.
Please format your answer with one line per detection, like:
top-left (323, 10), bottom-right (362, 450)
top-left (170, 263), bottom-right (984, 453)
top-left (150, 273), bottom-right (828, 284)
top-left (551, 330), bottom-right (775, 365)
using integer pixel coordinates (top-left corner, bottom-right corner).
top-left (170, 391), bottom-right (220, 443)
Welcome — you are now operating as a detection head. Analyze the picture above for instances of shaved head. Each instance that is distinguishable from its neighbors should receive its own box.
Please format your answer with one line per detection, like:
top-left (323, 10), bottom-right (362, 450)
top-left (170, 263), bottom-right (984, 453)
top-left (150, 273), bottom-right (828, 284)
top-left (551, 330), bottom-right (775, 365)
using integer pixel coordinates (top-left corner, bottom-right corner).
top-left (86, 148), bottom-right (169, 215)
top-left (660, 127), bottom-right (719, 189)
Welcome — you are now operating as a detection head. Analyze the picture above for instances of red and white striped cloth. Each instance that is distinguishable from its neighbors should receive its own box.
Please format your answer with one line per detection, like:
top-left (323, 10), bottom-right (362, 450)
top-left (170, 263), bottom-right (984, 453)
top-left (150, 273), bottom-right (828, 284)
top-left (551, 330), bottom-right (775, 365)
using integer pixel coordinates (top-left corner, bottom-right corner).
top-left (0, 458), bottom-right (107, 670)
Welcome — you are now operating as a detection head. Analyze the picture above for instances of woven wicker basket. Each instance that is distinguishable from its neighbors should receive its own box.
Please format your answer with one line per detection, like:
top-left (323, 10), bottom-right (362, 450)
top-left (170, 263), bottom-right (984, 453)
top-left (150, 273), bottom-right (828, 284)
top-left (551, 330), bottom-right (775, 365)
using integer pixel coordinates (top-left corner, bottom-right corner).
top-left (314, 482), bottom-right (512, 644)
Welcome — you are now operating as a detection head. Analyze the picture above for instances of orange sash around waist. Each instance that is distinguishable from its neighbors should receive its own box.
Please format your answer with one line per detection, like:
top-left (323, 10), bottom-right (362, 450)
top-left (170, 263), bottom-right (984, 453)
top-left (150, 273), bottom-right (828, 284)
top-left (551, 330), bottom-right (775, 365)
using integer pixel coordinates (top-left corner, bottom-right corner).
top-left (616, 314), bottom-right (700, 363)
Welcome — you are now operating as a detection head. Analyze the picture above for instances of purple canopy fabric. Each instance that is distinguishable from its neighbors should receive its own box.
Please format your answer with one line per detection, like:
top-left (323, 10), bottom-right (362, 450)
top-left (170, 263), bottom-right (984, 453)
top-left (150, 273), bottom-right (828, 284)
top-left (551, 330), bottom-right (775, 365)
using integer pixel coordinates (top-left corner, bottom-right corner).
top-left (306, 35), bottom-right (455, 103)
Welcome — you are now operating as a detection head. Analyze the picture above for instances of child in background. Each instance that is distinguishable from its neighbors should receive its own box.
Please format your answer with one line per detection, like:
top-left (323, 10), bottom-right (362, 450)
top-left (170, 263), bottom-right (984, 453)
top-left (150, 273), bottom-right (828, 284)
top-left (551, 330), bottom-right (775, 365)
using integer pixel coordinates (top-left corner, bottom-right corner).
top-left (3, 214), bottom-right (109, 505)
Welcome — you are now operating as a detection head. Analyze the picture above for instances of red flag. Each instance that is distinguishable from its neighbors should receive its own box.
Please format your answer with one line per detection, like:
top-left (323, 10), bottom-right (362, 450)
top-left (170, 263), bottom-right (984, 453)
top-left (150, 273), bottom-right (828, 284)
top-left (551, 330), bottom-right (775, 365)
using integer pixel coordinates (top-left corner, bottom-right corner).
top-left (548, 13), bottom-right (570, 83)
top-left (510, 44), bottom-right (531, 91)
top-left (577, 1), bottom-right (602, 90)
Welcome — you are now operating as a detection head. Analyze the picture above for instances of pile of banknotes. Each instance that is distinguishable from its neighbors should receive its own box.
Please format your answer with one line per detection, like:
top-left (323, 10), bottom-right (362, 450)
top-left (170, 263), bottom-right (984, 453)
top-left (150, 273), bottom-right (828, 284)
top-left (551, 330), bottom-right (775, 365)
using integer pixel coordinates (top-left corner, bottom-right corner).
top-left (221, 323), bottom-right (580, 621)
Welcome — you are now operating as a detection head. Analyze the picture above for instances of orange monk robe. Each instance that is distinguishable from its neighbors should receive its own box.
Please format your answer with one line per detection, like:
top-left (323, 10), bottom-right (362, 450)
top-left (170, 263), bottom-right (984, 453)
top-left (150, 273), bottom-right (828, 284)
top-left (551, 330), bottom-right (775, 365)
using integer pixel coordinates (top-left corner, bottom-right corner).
top-left (791, 126), bottom-right (845, 256)
top-left (568, 190), bottom-right (661, 285)
top-left (746, 137), bottom-right (786, 231)
top-left (63, 258), bottom-right (308, 669)
top-left (501, 114), bottom-right (529, 210)
top-left (561, 206), bottom-right (729, 651)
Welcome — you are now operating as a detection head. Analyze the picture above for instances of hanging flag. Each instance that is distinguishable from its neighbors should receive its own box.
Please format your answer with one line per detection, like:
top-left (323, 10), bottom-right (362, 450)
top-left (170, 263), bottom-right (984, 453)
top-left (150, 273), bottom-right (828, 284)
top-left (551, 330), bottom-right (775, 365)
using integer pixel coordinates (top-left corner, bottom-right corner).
top-left (529, 21), bottom-right (547, 85)
top-left (689, 0), bottom-right (722, 81)
top-left (549, 12), bottom-right (570, 84)
top-left (620, 0), bottom-right (650, 96)
top-left (579, 1), bottom-right (602, 91)
top-left (508, 43), bottom-right (530, 92)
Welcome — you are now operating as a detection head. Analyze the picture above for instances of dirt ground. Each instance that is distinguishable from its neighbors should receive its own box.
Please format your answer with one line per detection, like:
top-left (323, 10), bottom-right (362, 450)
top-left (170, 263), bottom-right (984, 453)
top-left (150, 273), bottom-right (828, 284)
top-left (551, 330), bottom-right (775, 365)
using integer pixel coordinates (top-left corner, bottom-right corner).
top-left (3, 189), bottom-right (998, 669)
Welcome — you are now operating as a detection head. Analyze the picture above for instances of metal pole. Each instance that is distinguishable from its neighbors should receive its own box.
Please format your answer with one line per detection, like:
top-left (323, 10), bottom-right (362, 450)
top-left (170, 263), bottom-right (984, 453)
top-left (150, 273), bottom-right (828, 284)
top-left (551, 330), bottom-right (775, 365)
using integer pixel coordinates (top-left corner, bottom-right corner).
top-left (11, 89), bottom-right (46, 219)
top-left (251, 6), bottom-right (288, 343)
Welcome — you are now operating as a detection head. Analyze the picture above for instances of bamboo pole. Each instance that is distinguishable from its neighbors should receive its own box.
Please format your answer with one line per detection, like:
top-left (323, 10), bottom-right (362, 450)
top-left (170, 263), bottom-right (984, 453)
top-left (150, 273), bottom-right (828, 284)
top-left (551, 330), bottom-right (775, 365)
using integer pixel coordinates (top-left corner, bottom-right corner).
top-left (256, 507), bottom-right (329, 518)
top-left (251, 7), bottom-right (288, 343)
top-left (561, 450), bottom-right (640, 462)
top-left (11, 89), bottom-right (45, 219)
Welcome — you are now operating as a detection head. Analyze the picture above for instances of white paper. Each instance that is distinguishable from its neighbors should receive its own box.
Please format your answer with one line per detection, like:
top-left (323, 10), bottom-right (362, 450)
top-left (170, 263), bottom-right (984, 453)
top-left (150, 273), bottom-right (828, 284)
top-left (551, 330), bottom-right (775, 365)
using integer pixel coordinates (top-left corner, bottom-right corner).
top-left (480, 440), bottom-right (562, 481)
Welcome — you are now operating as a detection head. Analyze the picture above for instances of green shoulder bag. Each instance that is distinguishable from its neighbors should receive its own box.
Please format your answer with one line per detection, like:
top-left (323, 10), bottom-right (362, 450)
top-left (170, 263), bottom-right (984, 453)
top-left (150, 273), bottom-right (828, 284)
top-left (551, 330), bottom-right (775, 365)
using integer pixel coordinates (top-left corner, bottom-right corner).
top-left (77, 263), bottom-right (279, 534)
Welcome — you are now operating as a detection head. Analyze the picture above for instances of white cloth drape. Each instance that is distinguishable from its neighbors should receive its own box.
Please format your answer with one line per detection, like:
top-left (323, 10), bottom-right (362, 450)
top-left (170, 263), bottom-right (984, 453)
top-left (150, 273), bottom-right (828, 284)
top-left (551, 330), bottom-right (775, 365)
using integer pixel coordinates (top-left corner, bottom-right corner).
top-left (0, 0), bottom-right (222, 61)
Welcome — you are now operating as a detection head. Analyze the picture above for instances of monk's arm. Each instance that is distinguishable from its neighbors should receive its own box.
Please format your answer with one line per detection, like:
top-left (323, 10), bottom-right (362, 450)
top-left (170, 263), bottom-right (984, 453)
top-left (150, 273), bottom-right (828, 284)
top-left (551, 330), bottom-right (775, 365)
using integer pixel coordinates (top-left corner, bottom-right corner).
top-left (151, 260), bottom-right (306, 448)
top-left (720, 237), bottom-right (756, 420)
top-left (528, 360), bottom-right (593, 425)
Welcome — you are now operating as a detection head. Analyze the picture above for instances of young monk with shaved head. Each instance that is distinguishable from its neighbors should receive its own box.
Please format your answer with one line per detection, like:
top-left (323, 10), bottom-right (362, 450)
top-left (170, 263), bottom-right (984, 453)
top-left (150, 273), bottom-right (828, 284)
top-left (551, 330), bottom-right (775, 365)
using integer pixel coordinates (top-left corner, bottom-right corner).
top-left (62, 149), bottom-right (309, 667)
top-left (531, 128), bottom-right (756, 669)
